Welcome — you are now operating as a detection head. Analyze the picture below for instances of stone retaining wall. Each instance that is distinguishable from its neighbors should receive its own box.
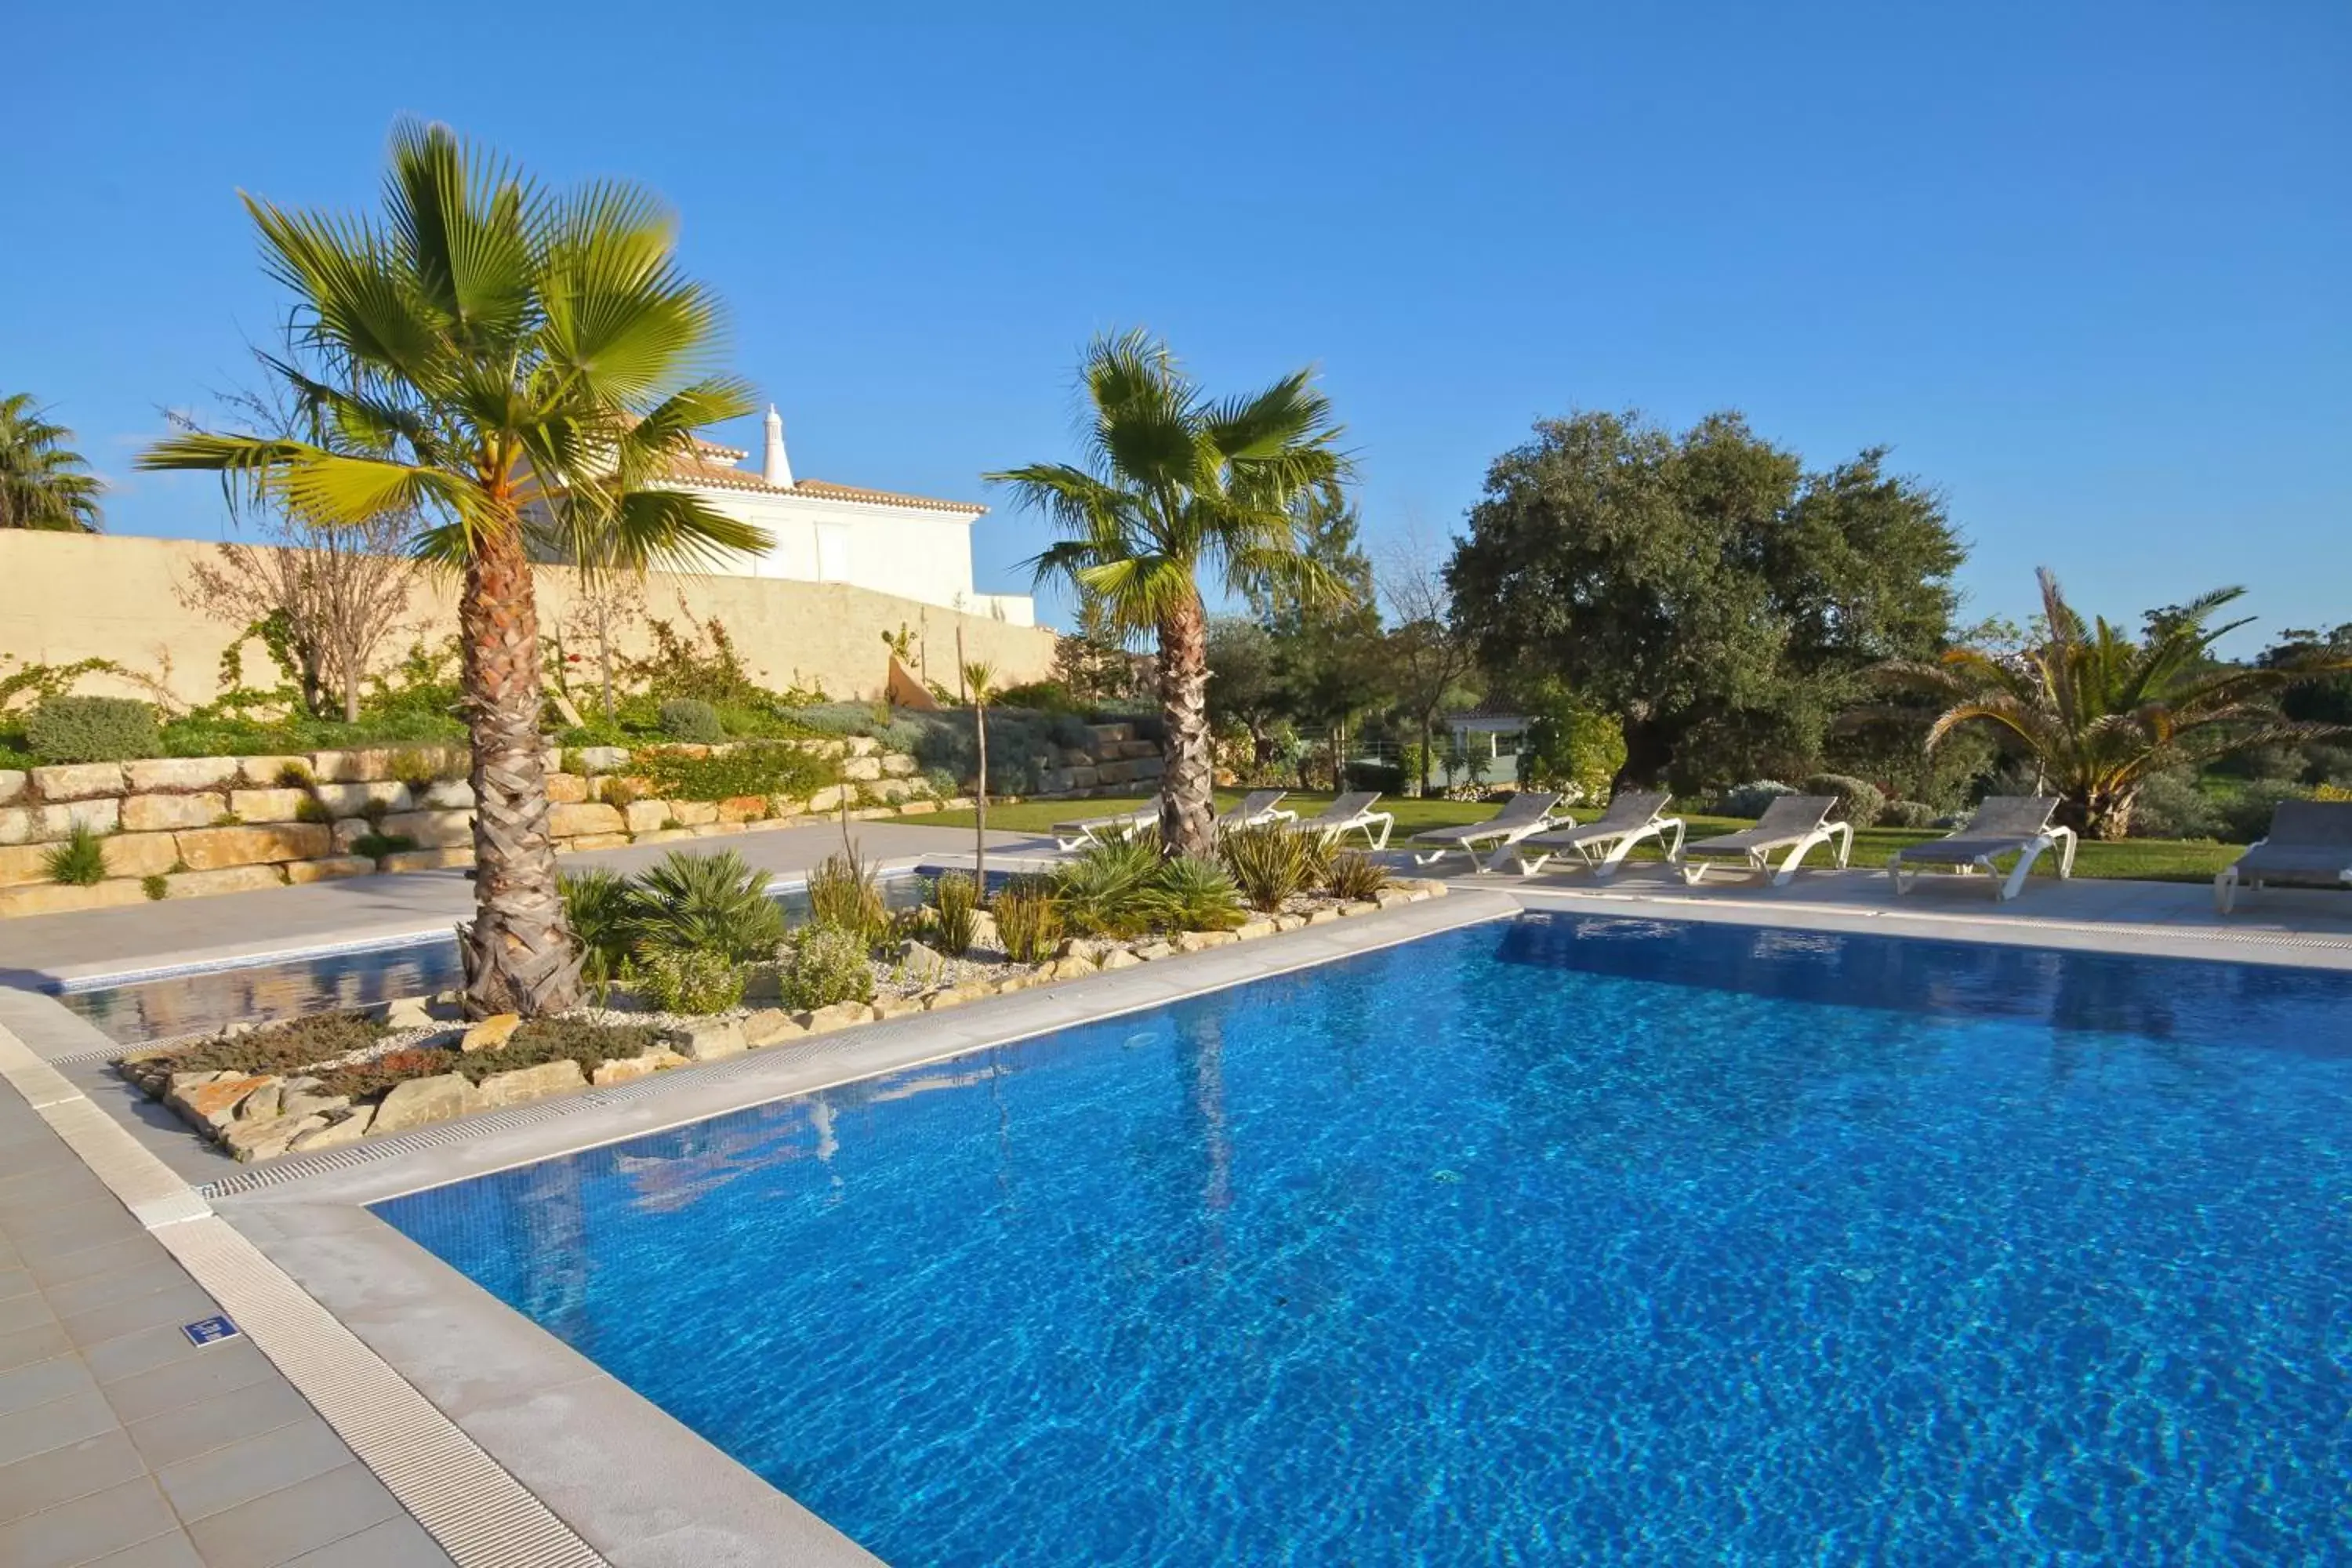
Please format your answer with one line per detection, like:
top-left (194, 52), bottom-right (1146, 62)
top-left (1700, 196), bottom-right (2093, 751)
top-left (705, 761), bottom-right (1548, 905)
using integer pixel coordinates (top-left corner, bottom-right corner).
top-left (0, 722), bottom-right (1161, 918)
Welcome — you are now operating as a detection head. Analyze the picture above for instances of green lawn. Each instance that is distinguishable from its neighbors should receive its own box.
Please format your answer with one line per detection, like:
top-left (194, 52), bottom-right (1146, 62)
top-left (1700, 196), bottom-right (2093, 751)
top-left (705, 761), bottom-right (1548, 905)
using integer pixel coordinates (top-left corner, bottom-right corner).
top-left (916, 791), bottom-right (2241, 884)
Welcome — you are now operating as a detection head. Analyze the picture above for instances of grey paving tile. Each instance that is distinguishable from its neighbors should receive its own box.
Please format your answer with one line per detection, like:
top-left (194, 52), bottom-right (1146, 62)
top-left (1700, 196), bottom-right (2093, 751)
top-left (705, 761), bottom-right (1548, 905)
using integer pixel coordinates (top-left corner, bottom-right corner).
top-left (0, 1166), bottom-right (114, 1218)
top-left (43, 1258), bottom-right (199, 1324)
top-left (183, 1463), bottom-right (401, 1568)
top-left (60, 1282), bottom-right (223, 1354)
top-left (280, 1514), bottom-right (453, 1567)
top-left (85, 1534), bottom-right (206, 1568)
top-left (0, 1321), bottom-right (74, 1375)
top-left (127, 1378), bottom-right (315, 1471)
top-left (0, 1352), bottom-right (97, 1418)
top-left (83, 1322), bottom-right (216, 1385)
top-left (0, 1427), bottom-right (147, 1526)
top-left (0, 1290), bottom-right (56, 1335)
top-left (0, 1474), bottom-right (180, 1568)
top-left (0, 1387), bottom-right (118, 1468)
top-left (102, 1341), bottom-right (278, 1426)
top-left (25, 1235), bottom-right (159, 1291)
top-left (3, 1194), bottom-right (143, 1251)
top-left (155, 1414), bottom-right (349, 1524)
top-left (0, 1266), bottom-right (33, 1303)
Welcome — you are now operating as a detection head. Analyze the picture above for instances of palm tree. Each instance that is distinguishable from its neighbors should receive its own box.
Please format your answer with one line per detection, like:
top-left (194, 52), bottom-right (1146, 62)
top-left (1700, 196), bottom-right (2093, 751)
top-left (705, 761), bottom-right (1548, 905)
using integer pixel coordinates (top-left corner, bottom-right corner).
top-left (988, 331), bottom-right (1349, 856)
top-left (140, 122), bottom-right (768, 1015)
top-left (0, 394), bottom-right (103, 531)
top-left (1879, 569), bottom-right (2349, 838)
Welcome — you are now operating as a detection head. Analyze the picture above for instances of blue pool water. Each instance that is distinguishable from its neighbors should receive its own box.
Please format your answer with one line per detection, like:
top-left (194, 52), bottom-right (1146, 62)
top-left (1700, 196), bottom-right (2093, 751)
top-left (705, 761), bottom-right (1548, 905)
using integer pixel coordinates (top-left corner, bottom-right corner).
top-left (378, 916), bottom-right (2352, 1565)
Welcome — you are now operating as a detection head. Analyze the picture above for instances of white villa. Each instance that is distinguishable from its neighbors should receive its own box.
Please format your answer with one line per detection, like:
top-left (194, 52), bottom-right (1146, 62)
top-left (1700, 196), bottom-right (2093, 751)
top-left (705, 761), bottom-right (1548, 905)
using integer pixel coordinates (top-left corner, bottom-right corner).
top-left (668, 408), bottom-right (1033, 625)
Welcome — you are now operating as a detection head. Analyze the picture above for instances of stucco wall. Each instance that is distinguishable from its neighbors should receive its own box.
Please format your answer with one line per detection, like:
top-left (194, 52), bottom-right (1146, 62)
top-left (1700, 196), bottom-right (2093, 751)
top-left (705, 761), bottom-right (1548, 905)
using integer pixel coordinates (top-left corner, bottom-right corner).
top-left (0, 532), bottom-right (1055, 708)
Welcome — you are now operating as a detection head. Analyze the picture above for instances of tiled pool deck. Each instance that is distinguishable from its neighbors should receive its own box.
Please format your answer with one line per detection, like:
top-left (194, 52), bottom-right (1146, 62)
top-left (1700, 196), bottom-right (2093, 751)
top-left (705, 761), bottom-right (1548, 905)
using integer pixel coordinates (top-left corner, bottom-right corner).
top-left (3, 846), bottom-right (2349, 1565)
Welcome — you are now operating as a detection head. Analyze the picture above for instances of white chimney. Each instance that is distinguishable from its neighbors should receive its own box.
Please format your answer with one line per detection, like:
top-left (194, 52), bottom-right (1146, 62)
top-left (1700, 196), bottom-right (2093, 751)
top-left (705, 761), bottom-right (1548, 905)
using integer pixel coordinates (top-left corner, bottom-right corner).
top-left (761, 405), bottom-right (793, 488)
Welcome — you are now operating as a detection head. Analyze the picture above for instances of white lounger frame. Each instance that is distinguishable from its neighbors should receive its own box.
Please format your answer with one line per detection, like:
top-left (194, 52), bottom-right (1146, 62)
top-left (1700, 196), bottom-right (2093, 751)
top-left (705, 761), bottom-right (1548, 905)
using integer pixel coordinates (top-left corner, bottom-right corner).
top-left (1297, 808), bottom-right (1396, 851)
top-left (1511, 815), bottom-right (1686, 880)
top-left (1679, 821), bottom-right (1853, 887)
top-left (1049, 811), bottom-right (1156, 854)
top-left (1893, 828), bottom-right (2078, 902)
top-left (1409, 814), bottom-right (1560, 874)
top-left (2213, 855), bottom-right (2352, 914)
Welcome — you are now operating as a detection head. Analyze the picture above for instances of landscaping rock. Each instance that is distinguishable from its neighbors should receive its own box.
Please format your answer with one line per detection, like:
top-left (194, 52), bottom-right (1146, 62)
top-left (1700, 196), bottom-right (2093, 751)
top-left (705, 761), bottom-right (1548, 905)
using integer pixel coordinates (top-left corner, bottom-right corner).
top-left (1174, 931), bottom-right (1240, 953)
top-left (228, 788), bottom-right (310, 823)
top-left (1039, 955), bottom-right (1098, 982)
top-left (669, 800), bottom-right (720, 826)
top-left (30, 763), bottom-right (128, 801)
top-left (226, 1113), bottom-right (328, 1163)
top-left (872, 996), bottom-right (923, 1019)
top-left (1341, 901), bottom-right (1381, 918)
top-left (623, 800), bottom-right (670, 835)
top-left (924, 982), bottom-right (993, 1010)
top-left (479, 1059), bottom-right (586, 1108)
top-left (1098, 949), bottom-right (1142, 971)
top-left (1305, 907), bottom-right (1343, 926)
top-left (895, 939), bottom-right (952, 987)
top-left (279, 1088), bottom-right (350, 1121)
top-left (666, 1020), bottom-right (746, 1061)
top-left (372, 1073), bottom-right (484, 1134)
top-left (312, 781), bottom-right (412, 815)
top-left (575, 746), bottom-right (632, 774)
top-left (126, 757), bottom-right (241, 792)
top-left (175, 823), bottom-right (332, 870)
top-left (121, 793), bottom-right (226, 832)
top-left (741, 1008), bottom-right (804, 1047)
top-left (798, 1001), bottom-right (875, 1033)
top-left (1232, 920), bottom-right (1278, 941)
top-left (1134, 942), bottom-right (1177, 961)
top-left (235, 1081), bottom-right (282, 1122)
top-left (285, 856), bottom-right (378, 884)
top-left (168, 1073), bottom-right (278, 1133)
top-left (1272, 913), bottom-right (1308, 931)
top-left (418, 779), bottom-right (475, 810)
top-left (237, 756), bottom-right (310, 786)
top-left (165, 866), bottom-right (288, 898)
top-left (0, 771), bottom-right (23, 806)
top-left (289, 1106), bottom-right (374, 1152)
top-left (377, 809), bottom-right (474, 849)
top-left (460, 1013), bottom-right (524, 1052)
top-left (547, 802), bottom-right (626, 838)
top-left (1374, 887), bottom-right (1414, 908)
top-left (590, 1048), bottom-right (686, 1086)
top-left (14, 799), bottom-right (121, 840)
top-left (544, 773), bottom-right (590, 804)
top-left (993, 974), bottom-right (1033, 994)
top-left (380, 848), bottom-right (474, 873)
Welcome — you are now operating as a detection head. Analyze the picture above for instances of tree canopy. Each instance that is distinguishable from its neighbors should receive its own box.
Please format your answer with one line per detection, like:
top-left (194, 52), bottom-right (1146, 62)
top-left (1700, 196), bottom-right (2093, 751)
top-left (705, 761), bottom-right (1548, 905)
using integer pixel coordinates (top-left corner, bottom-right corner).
top-left (0, 394), bottom-right (103, 532)
top-left (1444, 410), bottom-right (1962, 788)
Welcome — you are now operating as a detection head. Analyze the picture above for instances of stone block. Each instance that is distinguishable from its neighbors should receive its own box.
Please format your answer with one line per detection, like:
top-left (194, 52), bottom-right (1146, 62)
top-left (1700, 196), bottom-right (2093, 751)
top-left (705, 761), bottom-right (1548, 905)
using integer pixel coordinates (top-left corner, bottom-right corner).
top-left (1272, 913), bottom-right (1309, 931)
top-left (479, 1058), bottom-right (586, 1109)
top-left (378, 809), bottom-right (474, 849)
top-left (1039, 955), bottom-right (1098, 982)
top-left (575, 746), bottom-right (631, 774)
top-left (1305, 906), bottom-right (1343, 925)
top-left (371, 1072), bottom-right (484, 1134)
top-left (880, 753), bottom-right (916, 777)
top-left (1120, 740), bottom-right (1160, 760)
top-left (741, 1008), bottom-right (805, 1047)
top-left (229, 788), bottom-right (310, 822)
top-left (544, 772), bottom-right (589, 804)
top-left (308, 748), bottom-right (396, 782)
top-left (459, 1014), bottom-right (523, 1052)
top-left (235, 1081), bottom-right (282, 1121)
top-left (313, 781), bottom-right (411, 815)
top-left (1062, 766), bottom-right (1100, 790)
top-left (1087, 723), bottom-right (1134, 747)
top-left (1097, 760), bottom-right (1136, 786)
top-left (797, 1001), bottom-right (874, 1034)
top-left (380, 848), bottom-right (474, 873)
top-left (667, 1020), bottom-right (746, 1062)
top-left (166, 865), bottom-right (289, 898)
top-left (1341, 900), bottom-right (1381, 917)
top-left (548, 802), bottom-right (626, 837)
top-left (0, 771), bottom-right (24, 805)
top-left (280, 1089), bottom-right (350, 1121)
top-left (168, 1073), bottom-right (277, 1133)
top-left (25, 798), bottom-right (121, 840)
top-left (840, 756), bottom-right (883, 782)
top-left (898, 800), bottom-right (937, 815)
top-left (1374, 887), bottom-right (1414, 909)
top-left (624, 800), bottom-right (669, 834)
top-left (1098, 948), bottom-right (1142, 970)
top-left (559, 833), bottom-right (634, 854)
top-left (1174, 930), bottom-right (1240, 952)
top-left (1133, 942), bottom-right (1176, 961)
top-left (1233, 920), bottom-right (1278, 941)
top-left (285, 855), bottom-right (377, 885)
top-left (289, 1106), bottom-right (375, 1152)
top-left (1131, 756), bottom-right (1165, 780)
top-left (591, 1049), bottom-right (685, 1086)
top-left (174, 822), bottom-right (332, 870)
top-left (332, 818), bottom-right (372, 852)
top-left (805, 786), bottom-right (844, 814)
top-left (0, 843), bottom-right (58, 888)
top-left (238, 755), bottom-right (310, 786)
top-left (872, 996), bottom-right (923, 1019)
top-left (715, 795), bottom-right (769, 824)
top-left (226, 1113), bottom-right (328, 1163)
top-left (30, 762), bottom-right (126, 800)
top-left (122, 793), bottom-right (226, 832)
top-left (418, 779), bottom-right (475, 810)
top-left (845, 735), bottom-right (880, 757)
top-left (0, 880), bottom-right (149, 916)
top-left (670, 800), bottom-right (719, 826)
top-left (125, 757), bottom-right (236, 792)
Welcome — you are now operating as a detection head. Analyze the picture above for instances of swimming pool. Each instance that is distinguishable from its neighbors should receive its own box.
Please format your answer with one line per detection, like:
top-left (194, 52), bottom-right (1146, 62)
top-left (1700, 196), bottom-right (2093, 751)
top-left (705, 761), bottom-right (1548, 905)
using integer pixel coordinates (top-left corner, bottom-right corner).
top-left (377, 915), bottom-right (2352, 1564)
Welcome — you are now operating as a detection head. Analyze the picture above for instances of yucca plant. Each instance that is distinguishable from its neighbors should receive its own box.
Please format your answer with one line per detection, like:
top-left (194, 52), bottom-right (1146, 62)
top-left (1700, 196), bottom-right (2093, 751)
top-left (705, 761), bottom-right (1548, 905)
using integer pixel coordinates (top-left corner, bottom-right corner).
top-left (1325, 850), bottom-right (1391, 902)
top-left (992, 877), bottom-right (1064, 964)
top-left (138, 121), bottom-right (769, 1017)
top-left (1876, 571), bottom-right (2351, 838)
top-left (1218, 822), bottom-right (1329, 912)
top-left (931, 871), bottom-right (980, 956)
top-left (806, 845), bottom-right (889, 949)
top-left (44, 824), bottom-right (108, 886)
top-left (558, 868), bottom-right (642, 999)
top-left (1140, 855), bottom-right (1247, 932)
top-left (630, 850), bottom-right (784, 962)
top-left (1051, 833), bottom-right (1164, 937)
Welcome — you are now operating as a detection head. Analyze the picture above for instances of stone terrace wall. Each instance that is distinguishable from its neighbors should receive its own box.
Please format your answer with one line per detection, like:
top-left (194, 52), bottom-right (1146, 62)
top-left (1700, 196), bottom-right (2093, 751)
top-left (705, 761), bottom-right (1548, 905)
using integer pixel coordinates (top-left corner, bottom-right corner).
top-left (0, 724), bottom-right (1161, 919)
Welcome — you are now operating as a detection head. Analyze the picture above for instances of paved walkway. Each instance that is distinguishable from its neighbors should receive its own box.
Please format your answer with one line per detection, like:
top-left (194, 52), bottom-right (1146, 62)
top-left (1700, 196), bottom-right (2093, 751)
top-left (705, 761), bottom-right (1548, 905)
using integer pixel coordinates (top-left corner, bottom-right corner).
top-left (0, 1083), bottom-right (451, 1567)
top-left (1, 821), bottom-right (1037, 990)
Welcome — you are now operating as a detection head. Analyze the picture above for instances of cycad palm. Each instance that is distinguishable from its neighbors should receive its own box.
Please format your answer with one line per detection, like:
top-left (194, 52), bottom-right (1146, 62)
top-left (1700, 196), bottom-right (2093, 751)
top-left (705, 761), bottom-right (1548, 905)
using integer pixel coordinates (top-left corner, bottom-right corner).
top-left (988, 331), bottom-right (1349, 855)
top-left (0, 394), bottom-right (103, 532)
top-left (1882, 570), bottom-right (2348, 838)
top-left (140, 122), bottom-right (769, 1015)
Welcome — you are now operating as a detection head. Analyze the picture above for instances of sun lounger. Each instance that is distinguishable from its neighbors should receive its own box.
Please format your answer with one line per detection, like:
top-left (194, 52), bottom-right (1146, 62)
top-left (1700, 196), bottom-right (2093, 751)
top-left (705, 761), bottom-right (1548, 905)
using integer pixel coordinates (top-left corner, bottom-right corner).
top-left (2214, 800), bottom-right (2352, 913)
top-left (1886, 795), bottom-right (2075, 901)
top-left (1216, 790), bottom-right (1294, 830)
top-left (1679, 794), bottom-right (1850, 887)
top-left (1284, 791), bottom-right (1396, 851)
top-left (1049, 803), bottom-right (1159, 853)
top-left (1406, 792), bottom-right (1563, 873)
top-left (1509, 791), bottom-right (1683, 880)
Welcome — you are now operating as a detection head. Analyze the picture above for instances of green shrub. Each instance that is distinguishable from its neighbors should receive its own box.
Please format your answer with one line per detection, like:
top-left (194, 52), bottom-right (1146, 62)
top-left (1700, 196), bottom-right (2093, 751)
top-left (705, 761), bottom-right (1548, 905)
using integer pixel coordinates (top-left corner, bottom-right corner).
top-left (1718, 780), bottom-right (1797, 818)
top-left (628, 850), bottom-right (785, 962)
top-left (25, 695), bottom-right (158, 764)
top-left (1218, 822), bottom-right (1328, 913)
top-left (1878, 799), bottom-right (1940, 829)
top-left (1801, 773), bottom-right (1886, 828)
top-left (633, 947), bottom-right (746, 1013)
top-left (636, 741), bottom-right (833, 804)
top-left (658, 698), bottom-right (725, 743)
top-left (1141, 855), bottom-right (1246, 932)
top-left (1325, 851), bottom-right (1391, 902)
top-left (777, 922), bottom-right (877, 1010)
top-left (390, 746), bottom-right (461, 793)
top-left (292, 795), bottom-right (330, 824)
top-left (316, 1047), bottom-right (461, 1101)
top-left (996, 680), bottom-right (1074, 711)
top-left (1051, 835), bottom-right (1163, 937)
top-left (806, 845), bottom-right (889, 947)
top-left (351, 832), bottom-right (416, 860)
top-left (992, 877), bottom-right (1063, 964)
top-left (44, 825), bottom-right (108, 886)
top-left (2126, 771), bottom-right (2220, 840)
top-left (438, 1018), bottom-right (661, 1083)
top-left (1519, 686), bottom-right (1628, 804)
top-left (154, 1013), bottom-right (389, 1078)
top-left (2210, 780), bottom-right (2315, 845)
top-left (274, 760), bottom-right (314, 787)
top-left (931, 871), bottom-right (979, 956)
top-left (142, 873), bottom-right (169, 901)
top-left (560, 867), bottom-right (643, 996)
top-left (1343, 759), bottom-right (1406, 794)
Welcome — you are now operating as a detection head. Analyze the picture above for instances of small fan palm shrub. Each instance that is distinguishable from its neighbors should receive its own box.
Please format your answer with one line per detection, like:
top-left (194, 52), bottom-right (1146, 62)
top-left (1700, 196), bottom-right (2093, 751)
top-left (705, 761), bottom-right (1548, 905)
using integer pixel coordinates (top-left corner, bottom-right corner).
top-left (559, 868), bottom-right (643, 999)
top-left (1051, 834), bottom-right (1164, 937)
top-left (630, 849), bottom-right (784, 961)
top-left (44, 825), bottom-right (109, 886)
top-left (992, 877), bottom-right (1063, 964)
top-left (1138, 855), bottom-right (1246, 931)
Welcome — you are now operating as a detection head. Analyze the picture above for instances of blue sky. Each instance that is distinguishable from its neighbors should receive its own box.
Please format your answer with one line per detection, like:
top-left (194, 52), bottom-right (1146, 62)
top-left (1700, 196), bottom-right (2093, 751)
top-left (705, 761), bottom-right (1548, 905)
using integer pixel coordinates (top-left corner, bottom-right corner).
top-left (4, 2), bottom-right (2344, 649)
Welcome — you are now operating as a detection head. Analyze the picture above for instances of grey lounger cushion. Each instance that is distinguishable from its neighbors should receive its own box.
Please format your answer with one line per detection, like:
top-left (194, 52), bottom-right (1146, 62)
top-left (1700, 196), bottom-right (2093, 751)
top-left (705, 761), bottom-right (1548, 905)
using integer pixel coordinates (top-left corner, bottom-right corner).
top-left (1890, 796), bottom-right (2063, 866)
top-left (1684, 795), bottom-right (1836, 858)
top-left (1410, 792), bottom-right (1561, 845)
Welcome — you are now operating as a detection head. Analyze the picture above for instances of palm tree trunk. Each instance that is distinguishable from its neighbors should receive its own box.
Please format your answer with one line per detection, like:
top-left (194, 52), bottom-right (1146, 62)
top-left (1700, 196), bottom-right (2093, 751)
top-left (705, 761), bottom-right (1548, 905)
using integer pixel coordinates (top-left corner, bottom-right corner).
top-left (456, 523), bottom-right (581, 1018)
top-left (1158, 597), bottom-right (1216, 856)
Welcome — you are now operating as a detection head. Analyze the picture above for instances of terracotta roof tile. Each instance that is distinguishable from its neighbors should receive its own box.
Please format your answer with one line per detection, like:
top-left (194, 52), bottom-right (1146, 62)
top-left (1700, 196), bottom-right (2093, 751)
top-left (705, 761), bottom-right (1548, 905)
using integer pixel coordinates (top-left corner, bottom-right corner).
top-left (663, 456), bottom-right (985, 515)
